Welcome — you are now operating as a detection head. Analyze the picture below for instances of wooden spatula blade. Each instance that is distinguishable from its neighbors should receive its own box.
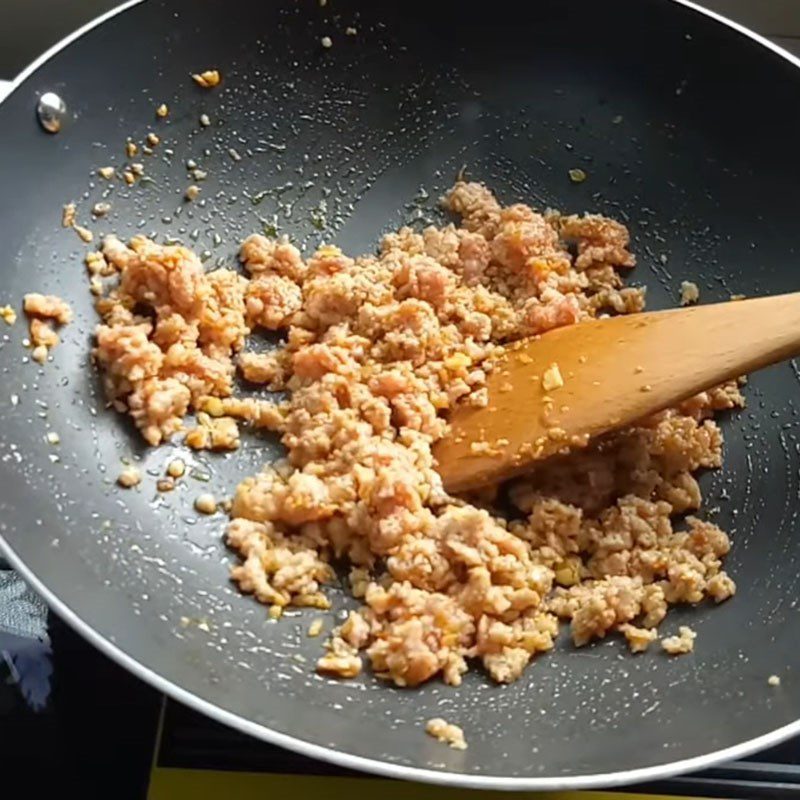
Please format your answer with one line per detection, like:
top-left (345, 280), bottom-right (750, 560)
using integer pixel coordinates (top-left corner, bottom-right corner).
top-left (434, 293), bottom-right (800, 493)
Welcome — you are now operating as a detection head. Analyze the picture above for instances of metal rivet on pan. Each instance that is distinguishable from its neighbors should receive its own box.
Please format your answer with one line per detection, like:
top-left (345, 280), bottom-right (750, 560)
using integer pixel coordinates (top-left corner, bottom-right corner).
top-left (37, 91), bottom-right (67, 133)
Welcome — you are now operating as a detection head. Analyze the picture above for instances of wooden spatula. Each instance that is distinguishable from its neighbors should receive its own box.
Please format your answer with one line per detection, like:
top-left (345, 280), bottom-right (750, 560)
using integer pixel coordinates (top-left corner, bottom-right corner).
top-left (434, 292), bottom-right (800, 493)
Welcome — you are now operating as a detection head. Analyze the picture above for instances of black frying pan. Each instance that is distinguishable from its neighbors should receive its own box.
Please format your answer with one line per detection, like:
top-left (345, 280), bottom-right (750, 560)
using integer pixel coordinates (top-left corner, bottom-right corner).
top-left (1, 0), bottom-right (800, 789)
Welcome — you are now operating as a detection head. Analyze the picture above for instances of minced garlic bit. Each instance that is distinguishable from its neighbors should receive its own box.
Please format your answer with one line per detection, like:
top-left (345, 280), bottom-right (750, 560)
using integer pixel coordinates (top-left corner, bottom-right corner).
top-left (768, 674), bottom-right (781, 687)
top-left (0, 306), bottom-right (17, 325)
top-left (146, 132), bottom-right (160, 147)
top-left (92, 202), bottom-right (111, 217)
top-left (166, 458), bottom-right (186, 478)
top-left (31, 345), bottom-right (48, 364)
top-left (199, 113), bottom-right (211, 127)
top-left (542, 362), bottom-right (564, 391)
top-left (321, 36), bottom-right (333, 48)
top-left (569, 168), bottom-right (587, 183)
top-left (308, 618), bottom-right (324, 637)
top-left (195, 493), bottom-right (217, 514)
top-left (185, 184), bottom-right (201, 201)
top-left (679, 280), bottom-right (699, 306)
top-left (130, 163), bottom-right (144, 177)
top-left (157, 477), bottom-right (175, 492)
top-left (192, 70), bottom-right (221, 88)
top-left (117, 465), bottom-right (141, 488)
top-left (98, 166), bottom-right (115, 180)
top-left (74, 224), bottom-right (94, 243)
top-left (661, 625), bottom-right (696, 655)
top-left (425, 718), bottom-right (467, 750)
top-left (62, 202), bottom-right (76, 228)
top-left (125, 141), bottom-right (138, 158)
top-left (123, 170), bottom-right (135, 185)
top-left (156, 103), bottom-right (169, 118)
top-left (45, 431), bottom-right (60, 445)
top-left (554, 555), bottom-right (582, 587)
top-left (346, 26), bottom-right (357, 35)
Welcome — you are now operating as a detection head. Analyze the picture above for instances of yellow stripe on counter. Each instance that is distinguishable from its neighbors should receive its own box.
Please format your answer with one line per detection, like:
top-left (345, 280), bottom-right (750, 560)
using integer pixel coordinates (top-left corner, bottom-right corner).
top-left (148, 768), bottom-right (713, 800)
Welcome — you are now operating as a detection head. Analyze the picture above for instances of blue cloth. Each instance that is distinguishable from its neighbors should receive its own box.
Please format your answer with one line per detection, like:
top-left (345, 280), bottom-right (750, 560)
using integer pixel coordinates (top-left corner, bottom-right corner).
top-left (0, 569), bottom-right (52, 710)
top-left (0, 569), bottom-right (47, 639)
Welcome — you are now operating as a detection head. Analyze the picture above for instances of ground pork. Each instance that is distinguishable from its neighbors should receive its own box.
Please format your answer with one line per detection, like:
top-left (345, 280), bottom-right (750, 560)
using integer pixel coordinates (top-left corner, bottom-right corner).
top-left (425, 718), bottom-right (467, 750)
top-left (24, 293), bottom-right (73, 360)
top-left (91, 181), bottom-right (739, 687)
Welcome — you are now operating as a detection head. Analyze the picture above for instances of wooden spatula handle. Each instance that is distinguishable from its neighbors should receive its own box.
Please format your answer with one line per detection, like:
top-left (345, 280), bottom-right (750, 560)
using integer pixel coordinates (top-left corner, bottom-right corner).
top-left (436, 292), bottom-right (800, 493)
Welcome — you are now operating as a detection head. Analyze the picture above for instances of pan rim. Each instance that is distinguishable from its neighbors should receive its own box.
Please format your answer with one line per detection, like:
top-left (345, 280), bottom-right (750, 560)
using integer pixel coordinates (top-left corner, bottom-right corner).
top-left (2, 0), bottom-right (800, 790)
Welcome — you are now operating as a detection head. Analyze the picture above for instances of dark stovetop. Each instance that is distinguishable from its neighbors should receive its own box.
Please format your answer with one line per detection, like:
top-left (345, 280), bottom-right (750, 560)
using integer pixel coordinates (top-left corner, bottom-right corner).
top-left (2, 608), bottom-right (800, 799)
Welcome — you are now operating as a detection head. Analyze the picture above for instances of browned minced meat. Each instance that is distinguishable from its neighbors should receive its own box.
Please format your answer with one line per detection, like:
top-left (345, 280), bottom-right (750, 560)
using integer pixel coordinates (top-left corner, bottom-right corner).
top-left (93, 182), bottom-right (740, 687)
top-left (92, 236), bottom-right (252, 446)
top-left (425, 717), bottom-right (467, 750)
top-left (23, 293), bottom-right (73, 356)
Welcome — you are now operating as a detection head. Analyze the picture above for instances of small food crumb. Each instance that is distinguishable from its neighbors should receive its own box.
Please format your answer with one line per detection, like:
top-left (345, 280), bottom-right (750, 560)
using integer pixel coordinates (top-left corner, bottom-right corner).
top-left (92, 202), bottom-right (111, 217)
top-left (768, 674), bottom-right (781, 687)
top-left (45, 431), bottom-right (60, 445)
top-left (24, 293), bottom-right (73, 326)
top-left (228, 147), bottom-right (242, 162)
top-left (192, 69), bottom-right (221, 88)
top-left (130, 163), bottom-right (144, 177)
top-left (166, 458), bottom-right (186, 478)
top-left (620, 623), bottom-right (658, 653)
top-left (98, 166), bottom-right (115, 180)
top-left (542, 362), bottom-right (564, 391)
top-left (319, 0), bottom-right (327, 6)
top-left (31, 345), bottom-right (48, 364)
top-left (680, 280), bottom-right (700, 306)
top-left (308, 618), bottom-right (324, 637)
top-left (661, 625), bottom-right (696, 655)
top-left (569, 168), bottom-right (587, 183)
top-left (321, 36), bottom-right (333, 48)
top-left (156, 103), bottom-right (169, 118)
top-left (123, 170), bottom-right (136, 185)
top-left (199, 113), bottom-right (211, 127)
top-left (146, 132), bottom-right (160, 147)
top-left (61, 203), bottom-right (76, 228)
top-left (425, 718), bottom-right (467, 750)
top-left (269, 604), bottom-right (283, 620)
top-left (0, 306), bottom-right (17, 325)
top-left (117, 465), bottom-right (141, 488)
top-left (74, 224), bottom-right (94, 243)
top-left (346, 26), bottom-right (357, 35)
top-left (194, 493), bottom-right (217, 515)
top-left (125, 141), bottom-right (138, 158)
top-left (316, 637), bottom-right (362, 677)
top-left (157, 477), bottom-right (175, 492)
top-left (191, 168), bottom-right (207, 181)
top-left (185, 185), bottom-right (201, 202)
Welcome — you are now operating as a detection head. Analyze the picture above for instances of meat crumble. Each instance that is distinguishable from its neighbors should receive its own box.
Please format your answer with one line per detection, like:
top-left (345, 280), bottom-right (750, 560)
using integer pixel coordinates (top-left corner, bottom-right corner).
top-left (89, 181), bottom-right (739, 687)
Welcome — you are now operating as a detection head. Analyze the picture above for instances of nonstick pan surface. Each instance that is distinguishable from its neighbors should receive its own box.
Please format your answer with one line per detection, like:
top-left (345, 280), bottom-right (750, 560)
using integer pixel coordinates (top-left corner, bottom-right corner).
top-left (1, 0), bottom-right (800, 789)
